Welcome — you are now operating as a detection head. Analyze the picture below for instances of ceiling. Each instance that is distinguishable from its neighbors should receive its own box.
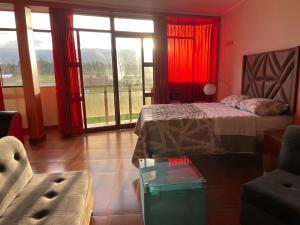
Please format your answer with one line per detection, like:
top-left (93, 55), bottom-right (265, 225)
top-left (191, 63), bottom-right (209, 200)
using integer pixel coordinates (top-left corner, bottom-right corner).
top-left (36, 0), bottom-right (244, 16)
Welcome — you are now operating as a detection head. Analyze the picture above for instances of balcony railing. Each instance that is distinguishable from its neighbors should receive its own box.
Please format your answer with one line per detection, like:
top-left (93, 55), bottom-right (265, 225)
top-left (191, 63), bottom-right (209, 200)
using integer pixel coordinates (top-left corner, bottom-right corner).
top-left (84, 84), bottom-right (148, 126)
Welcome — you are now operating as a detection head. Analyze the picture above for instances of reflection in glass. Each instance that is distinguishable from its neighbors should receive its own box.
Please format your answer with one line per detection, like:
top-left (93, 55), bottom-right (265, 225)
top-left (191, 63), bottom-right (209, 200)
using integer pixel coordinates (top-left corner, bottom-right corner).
top-left (0, 11), bottom-right (16, 28)
top-left (114, 18), bottom-right (154, 33)
top-left (144, 67), bottom-right (153, 93)
top-left (79, 32), bottom-right (115, 127)
top-left (31, 13), bottom-right (51, 30)
top-left (145, 96), bottom-right (151, 105)
top-left (33, 32), bottom-right (55, 86)
top-left (74, 15), bottom-right (110, 30)
top-left (116, 38), bottom-right (143, 124)
top-left (0, 31), bottom-right (22, 86)
top-left (143, 38), bottom-right (153, 63)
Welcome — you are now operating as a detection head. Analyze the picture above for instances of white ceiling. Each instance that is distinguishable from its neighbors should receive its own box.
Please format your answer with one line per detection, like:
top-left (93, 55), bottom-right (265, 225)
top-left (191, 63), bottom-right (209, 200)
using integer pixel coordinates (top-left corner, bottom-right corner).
top-left (36, 0), bottom-right (244, 16)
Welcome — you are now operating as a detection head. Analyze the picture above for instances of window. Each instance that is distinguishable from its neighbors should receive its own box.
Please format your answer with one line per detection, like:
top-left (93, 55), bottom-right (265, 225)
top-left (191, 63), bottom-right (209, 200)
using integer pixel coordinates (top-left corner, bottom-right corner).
top-left (74, 15), bottom-right (110, 30)
top-left (0, 11), bottom-right (16, 28)
top-left (32, 12), bottom-right (55, 86)
top-left (0, 11), bottom-right (22, 87)
top-left (114, 18), bottom-right (154, 33)
top-left (31, 13), bottom-right (51, 30)
top-left (143, 38), bottom-right (153, 63)
top-left (33, 32), bottom-right (54, 86)
top-left (73, 14), bottom-right (154, 128)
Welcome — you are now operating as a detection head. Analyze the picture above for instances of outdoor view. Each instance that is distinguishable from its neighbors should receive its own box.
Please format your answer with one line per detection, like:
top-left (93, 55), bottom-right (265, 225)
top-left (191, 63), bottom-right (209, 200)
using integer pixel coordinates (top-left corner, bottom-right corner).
top-left (0, 12), bottom-right (154, 128)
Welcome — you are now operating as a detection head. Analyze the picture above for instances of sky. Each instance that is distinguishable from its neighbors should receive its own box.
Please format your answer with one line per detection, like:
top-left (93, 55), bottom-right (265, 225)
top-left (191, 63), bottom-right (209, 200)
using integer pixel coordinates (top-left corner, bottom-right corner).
top-left (0, 11), bottom-right (153, 55)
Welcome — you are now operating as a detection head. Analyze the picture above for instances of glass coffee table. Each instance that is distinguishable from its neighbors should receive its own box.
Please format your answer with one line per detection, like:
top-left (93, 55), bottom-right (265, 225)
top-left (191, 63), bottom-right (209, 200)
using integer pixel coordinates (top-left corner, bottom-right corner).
top-left (139, 156), bottom-right (206, 225)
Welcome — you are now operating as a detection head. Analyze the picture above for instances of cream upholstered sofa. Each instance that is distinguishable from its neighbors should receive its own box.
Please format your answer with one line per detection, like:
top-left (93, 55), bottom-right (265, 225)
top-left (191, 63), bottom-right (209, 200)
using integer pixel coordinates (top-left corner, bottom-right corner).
top-left (0, 136), bottom-right (93, 225)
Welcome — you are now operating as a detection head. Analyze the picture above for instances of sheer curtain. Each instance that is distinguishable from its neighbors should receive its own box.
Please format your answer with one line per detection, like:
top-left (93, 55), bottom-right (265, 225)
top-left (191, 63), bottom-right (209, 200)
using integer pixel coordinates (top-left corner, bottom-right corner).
top-left (50, 8), bottom-right (83, 136)
top-left (167, 17), bottom-right (219, 103)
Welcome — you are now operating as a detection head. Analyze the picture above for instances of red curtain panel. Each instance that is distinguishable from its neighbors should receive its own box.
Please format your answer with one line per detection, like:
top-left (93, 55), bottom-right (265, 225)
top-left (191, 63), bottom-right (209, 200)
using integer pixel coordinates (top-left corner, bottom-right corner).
top-left (167, 17), bottom-right (219, 103)
top-left (0, 68), bottom-right (4, 111)
top-left (49, 8), bottom-right (83, 136)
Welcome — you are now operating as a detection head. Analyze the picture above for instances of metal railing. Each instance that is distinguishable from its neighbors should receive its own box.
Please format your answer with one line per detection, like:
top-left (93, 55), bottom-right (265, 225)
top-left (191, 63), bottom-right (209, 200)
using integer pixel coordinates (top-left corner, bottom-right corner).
top-left (84, 84), bottom-right (144, 125)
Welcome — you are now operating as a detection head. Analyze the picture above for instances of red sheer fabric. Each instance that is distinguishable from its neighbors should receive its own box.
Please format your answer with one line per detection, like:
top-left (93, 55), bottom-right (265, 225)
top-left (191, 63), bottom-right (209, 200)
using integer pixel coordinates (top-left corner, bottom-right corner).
top-left (0, 74), bottom-right (4, 111)
top-left (50, 8), bottom-right (83, 136)
top-left (167, 17), bottom-right (219, 103)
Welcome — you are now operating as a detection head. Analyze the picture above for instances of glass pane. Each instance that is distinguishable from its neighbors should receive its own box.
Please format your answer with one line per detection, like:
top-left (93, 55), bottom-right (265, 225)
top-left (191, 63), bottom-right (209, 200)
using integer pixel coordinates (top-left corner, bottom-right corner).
top-left (31, 13), bottom-right (51, 30)
top-left (0, 31), bottom-right (22, 86)
top-left (145, 96), bottom-right (151, 105)
top-left (116, 38), bottom-right (143, 124)
top-left (73, 31), bottom-right (79, 60)
top-left (0, 11), bottom-right (16, 28)
top-left (79, 31), bottom-right (115, 127)
top-left (74, 15), bottom-right (110, 30)
top-left (33, 32), bottom-right (55, 86)
top-left (143, 38), bottom-right (153, 63)
top-left (114, 18), bottom-right (154, 33)
top-left (144, 66), bottom-right (153, 93)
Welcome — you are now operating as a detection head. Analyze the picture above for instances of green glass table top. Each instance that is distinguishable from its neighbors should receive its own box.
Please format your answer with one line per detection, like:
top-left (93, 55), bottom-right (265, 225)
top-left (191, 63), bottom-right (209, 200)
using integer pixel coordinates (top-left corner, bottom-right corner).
top-left (139, 157), bottom-right (205, 193)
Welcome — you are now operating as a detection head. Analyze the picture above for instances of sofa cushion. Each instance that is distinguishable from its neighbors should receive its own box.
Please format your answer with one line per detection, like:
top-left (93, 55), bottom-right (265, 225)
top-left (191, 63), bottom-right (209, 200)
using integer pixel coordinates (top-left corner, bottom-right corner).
top-left (0, 136), bottom-right (33, 216)
top-left (0, 170), bottom-right (92, 225)
top-left (241, 169), bottom-right (300, 224)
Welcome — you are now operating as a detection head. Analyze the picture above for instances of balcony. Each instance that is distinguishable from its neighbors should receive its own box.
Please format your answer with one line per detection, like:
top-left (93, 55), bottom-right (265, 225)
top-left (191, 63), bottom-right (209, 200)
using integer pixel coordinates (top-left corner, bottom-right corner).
top-left (83, 84), bottom-right (150, 128)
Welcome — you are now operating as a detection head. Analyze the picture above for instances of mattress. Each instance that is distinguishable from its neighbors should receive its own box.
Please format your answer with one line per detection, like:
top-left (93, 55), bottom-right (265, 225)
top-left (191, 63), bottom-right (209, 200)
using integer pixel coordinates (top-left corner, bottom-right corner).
top-left (254, 115), bottom-right (293, 140)
top-left (193, 102), bottom-right (293, 137)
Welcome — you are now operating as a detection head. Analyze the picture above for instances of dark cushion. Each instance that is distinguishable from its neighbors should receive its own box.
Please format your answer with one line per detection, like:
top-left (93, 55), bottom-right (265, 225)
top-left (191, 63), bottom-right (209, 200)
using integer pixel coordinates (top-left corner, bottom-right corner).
top-left (0, 112), bottom-right (15, 138)
top-left (241, 169), bottom-right (300, 225)
top-left (278, 125), bottom-right (300, 175)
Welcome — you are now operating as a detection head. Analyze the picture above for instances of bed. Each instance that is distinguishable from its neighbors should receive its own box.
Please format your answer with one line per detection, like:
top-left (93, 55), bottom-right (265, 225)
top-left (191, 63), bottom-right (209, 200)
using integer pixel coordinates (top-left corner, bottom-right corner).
top-left (131, 47), bottom-right (300, 167)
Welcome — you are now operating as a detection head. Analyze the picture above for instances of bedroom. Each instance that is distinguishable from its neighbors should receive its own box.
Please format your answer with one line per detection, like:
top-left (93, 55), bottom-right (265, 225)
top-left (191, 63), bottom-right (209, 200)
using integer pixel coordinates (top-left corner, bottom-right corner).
top-left (0, 0), bottom-right (300, 225)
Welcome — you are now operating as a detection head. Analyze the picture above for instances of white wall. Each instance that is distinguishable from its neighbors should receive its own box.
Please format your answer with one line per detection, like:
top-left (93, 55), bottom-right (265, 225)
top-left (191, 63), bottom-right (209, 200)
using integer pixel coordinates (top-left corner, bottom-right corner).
top-left (3, 86), bottom-right (58, 128)
top-left (218, 0), bottom-right (300, 99)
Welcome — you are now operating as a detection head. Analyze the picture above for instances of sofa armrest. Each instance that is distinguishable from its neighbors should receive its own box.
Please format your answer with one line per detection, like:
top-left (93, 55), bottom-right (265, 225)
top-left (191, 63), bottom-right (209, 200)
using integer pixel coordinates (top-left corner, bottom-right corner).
top-left (0, 111), bottom-right (24, 143)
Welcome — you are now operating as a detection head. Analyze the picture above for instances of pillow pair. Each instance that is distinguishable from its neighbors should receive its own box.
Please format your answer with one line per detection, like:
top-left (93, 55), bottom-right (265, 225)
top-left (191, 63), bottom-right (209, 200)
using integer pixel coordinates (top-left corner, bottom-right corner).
top-left (220, 95), bottom-right (289, 116)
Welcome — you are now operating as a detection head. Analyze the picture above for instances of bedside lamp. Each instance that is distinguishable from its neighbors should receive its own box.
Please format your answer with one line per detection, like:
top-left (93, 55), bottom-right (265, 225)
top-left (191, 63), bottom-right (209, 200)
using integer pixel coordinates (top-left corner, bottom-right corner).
top-left (203, 83), bottom-right (216, 95)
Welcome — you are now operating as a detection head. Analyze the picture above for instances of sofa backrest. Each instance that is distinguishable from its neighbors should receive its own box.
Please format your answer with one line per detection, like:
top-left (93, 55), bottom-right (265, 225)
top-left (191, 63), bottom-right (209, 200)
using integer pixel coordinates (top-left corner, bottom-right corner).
top-left (0, 112), bottom-right (15, 139)
top-left (0, 112), bottom-right (24, 143)
top-left (278, 125), bottom-right (300, 175)
top-left (0, 136), bottom-right (33, 216)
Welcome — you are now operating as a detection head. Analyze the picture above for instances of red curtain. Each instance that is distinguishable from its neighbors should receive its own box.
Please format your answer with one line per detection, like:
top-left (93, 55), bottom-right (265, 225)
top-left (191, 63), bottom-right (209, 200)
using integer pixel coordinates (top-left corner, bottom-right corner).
top-left (167, 17), bottom-right (219, 103)
top-left (0, 70), bottom-right (4, 111)
top-left (50, 8), bottom-right (83, 136)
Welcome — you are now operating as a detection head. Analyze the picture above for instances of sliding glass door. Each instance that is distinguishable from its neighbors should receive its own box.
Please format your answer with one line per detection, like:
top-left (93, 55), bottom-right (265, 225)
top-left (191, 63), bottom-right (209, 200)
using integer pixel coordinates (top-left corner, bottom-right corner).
top-left (78, 31), bottom-right (116, 128)
top-left (116, 37), bottom-right (143, 124)
top-left (74, 15), bottom-right (154, 130)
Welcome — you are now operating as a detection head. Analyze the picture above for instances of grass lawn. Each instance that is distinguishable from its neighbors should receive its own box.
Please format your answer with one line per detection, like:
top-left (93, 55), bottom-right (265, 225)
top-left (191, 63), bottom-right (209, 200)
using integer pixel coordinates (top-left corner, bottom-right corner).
top-left (86, 113), bottom-right (140, 125)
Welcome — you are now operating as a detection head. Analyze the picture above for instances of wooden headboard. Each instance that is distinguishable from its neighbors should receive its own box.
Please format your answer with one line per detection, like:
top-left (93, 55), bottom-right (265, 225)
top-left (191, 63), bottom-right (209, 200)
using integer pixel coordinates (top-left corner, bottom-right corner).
top-left (242, 47), bottom-right (300, 114)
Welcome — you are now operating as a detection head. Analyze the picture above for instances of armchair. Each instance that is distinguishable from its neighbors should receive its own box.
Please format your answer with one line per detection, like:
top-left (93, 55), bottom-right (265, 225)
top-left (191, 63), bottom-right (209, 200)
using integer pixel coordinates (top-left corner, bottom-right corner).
top-left (240, 125), bottom-right (300, 225)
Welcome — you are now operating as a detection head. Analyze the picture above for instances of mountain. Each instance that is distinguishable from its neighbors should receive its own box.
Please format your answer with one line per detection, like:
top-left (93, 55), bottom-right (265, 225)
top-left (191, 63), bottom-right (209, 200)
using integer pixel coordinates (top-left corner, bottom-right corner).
top-left (0, 48), bottom-right (115, 65)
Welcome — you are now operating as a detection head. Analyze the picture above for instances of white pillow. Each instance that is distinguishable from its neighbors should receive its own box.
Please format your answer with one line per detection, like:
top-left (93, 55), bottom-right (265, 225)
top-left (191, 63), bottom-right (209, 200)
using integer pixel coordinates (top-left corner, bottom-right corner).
top-left (236, 98), bottom-right (289, 116)
top-left (220, 95), bottom-right (252, 107)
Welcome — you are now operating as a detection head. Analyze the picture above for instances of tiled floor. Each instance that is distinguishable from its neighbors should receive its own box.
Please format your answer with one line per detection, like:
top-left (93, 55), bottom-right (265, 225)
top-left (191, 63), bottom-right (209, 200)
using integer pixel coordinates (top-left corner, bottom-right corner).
top-left (24, 128), bottom-right (262, 225)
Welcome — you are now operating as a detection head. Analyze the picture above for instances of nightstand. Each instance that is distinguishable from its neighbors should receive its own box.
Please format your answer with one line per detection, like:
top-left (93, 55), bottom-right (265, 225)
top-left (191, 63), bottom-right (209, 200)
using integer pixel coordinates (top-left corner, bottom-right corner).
top-left (263, 129), bottom-right (285, 172)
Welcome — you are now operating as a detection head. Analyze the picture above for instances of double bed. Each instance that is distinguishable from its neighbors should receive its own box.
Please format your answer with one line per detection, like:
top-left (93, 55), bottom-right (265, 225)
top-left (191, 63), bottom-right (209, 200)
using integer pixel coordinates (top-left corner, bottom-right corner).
top-left (132, 47), bottom-right (300, 166)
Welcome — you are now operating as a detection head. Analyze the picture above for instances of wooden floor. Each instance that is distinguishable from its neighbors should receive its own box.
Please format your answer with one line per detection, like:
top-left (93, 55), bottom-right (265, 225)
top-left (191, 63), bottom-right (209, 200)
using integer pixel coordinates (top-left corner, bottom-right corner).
top-left (24, 128), bottom-right (263, 225)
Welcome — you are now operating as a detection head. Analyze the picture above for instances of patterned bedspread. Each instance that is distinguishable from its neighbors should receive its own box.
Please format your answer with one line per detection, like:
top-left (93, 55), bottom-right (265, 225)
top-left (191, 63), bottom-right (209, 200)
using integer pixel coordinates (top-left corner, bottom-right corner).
top-left (132, 103), bottom-right (258, 167)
